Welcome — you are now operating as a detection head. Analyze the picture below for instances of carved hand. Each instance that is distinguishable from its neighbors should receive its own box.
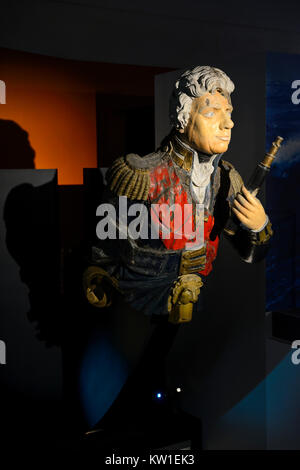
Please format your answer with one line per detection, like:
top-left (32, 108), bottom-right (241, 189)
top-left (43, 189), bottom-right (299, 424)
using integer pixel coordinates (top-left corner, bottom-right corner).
top-left (232, 185), bottom-right (267, 231)
top-left (83, 266), bottom-right (112, 308)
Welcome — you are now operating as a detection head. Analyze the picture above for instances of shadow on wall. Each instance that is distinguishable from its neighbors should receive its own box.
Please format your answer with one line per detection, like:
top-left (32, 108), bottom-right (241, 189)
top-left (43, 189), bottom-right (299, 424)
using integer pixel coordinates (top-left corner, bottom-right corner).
top-left (0, 119), bottom-right (35, 169)
top-left (1, 119), bottom-right (62, 344)
top-left (3, 177), bottom-right (62, 346)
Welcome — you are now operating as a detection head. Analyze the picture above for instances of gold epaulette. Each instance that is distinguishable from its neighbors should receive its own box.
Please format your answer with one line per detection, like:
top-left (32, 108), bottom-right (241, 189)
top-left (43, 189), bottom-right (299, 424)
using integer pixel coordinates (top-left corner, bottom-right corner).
top-left (105, 155), bottom-right (151, 200)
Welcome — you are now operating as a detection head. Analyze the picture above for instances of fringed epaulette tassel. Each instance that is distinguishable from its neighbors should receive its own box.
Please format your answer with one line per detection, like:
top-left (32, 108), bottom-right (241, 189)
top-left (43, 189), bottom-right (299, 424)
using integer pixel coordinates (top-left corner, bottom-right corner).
top-left (106, 156), bottom-right (150, 200)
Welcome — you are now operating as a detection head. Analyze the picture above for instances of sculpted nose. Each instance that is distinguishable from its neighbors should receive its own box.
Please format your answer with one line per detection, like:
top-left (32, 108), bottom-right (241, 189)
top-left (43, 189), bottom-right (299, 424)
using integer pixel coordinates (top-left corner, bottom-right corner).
top-left (220, 113), bottom-right (234, 130)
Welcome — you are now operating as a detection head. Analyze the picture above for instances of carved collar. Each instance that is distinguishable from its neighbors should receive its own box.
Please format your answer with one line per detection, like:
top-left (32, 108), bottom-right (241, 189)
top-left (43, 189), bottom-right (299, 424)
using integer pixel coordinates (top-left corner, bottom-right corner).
top-left (167, 135), bottom-right (218, 172)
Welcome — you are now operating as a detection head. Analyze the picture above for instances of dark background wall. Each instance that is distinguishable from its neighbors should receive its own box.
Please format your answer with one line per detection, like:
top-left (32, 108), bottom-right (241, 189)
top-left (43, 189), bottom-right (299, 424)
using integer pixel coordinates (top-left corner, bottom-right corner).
top-left (1, 0), bottom-right (300, 67)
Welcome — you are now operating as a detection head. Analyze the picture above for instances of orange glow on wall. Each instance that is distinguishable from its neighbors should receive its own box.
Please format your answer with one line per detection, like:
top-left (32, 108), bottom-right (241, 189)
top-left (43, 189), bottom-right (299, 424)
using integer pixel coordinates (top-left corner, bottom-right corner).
top-left (0, 51), bottom-right (97, 185)
top-left (0, 48), bottom-right (171, 184)
top-left (0, 88), bottom-right (97, 185)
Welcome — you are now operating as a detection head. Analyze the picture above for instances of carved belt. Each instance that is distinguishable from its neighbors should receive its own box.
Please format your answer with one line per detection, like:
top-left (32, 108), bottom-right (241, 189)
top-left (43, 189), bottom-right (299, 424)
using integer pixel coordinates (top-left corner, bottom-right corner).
top-left (179, 245), bottom-right (206, 275)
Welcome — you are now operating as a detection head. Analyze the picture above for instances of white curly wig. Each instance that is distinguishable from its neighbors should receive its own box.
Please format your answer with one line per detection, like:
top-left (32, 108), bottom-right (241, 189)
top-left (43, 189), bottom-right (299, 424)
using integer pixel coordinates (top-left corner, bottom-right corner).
top-left (169, 65), bottom-right (235, 130)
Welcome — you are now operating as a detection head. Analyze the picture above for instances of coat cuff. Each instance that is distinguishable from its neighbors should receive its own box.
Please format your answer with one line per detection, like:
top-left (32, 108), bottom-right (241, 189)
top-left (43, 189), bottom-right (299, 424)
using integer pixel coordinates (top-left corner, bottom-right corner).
top-left (247, 219), bottom-right (273, 245)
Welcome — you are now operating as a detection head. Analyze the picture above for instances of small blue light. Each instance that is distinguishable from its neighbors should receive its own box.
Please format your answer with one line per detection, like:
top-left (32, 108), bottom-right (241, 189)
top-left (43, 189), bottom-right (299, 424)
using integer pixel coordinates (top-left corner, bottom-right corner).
top-left (156, 393), bottom-right (162, 399)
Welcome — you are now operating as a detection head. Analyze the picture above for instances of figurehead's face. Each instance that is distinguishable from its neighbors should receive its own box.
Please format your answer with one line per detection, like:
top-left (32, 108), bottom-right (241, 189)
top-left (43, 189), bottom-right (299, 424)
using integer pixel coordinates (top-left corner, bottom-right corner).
top-left (179, 91), bottom-right (234, 155)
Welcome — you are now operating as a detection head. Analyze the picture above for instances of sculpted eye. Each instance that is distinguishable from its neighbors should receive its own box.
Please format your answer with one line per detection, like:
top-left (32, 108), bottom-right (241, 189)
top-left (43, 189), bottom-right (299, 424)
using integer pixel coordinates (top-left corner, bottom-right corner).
top-left (203, 111), bottom-right (214, 117)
